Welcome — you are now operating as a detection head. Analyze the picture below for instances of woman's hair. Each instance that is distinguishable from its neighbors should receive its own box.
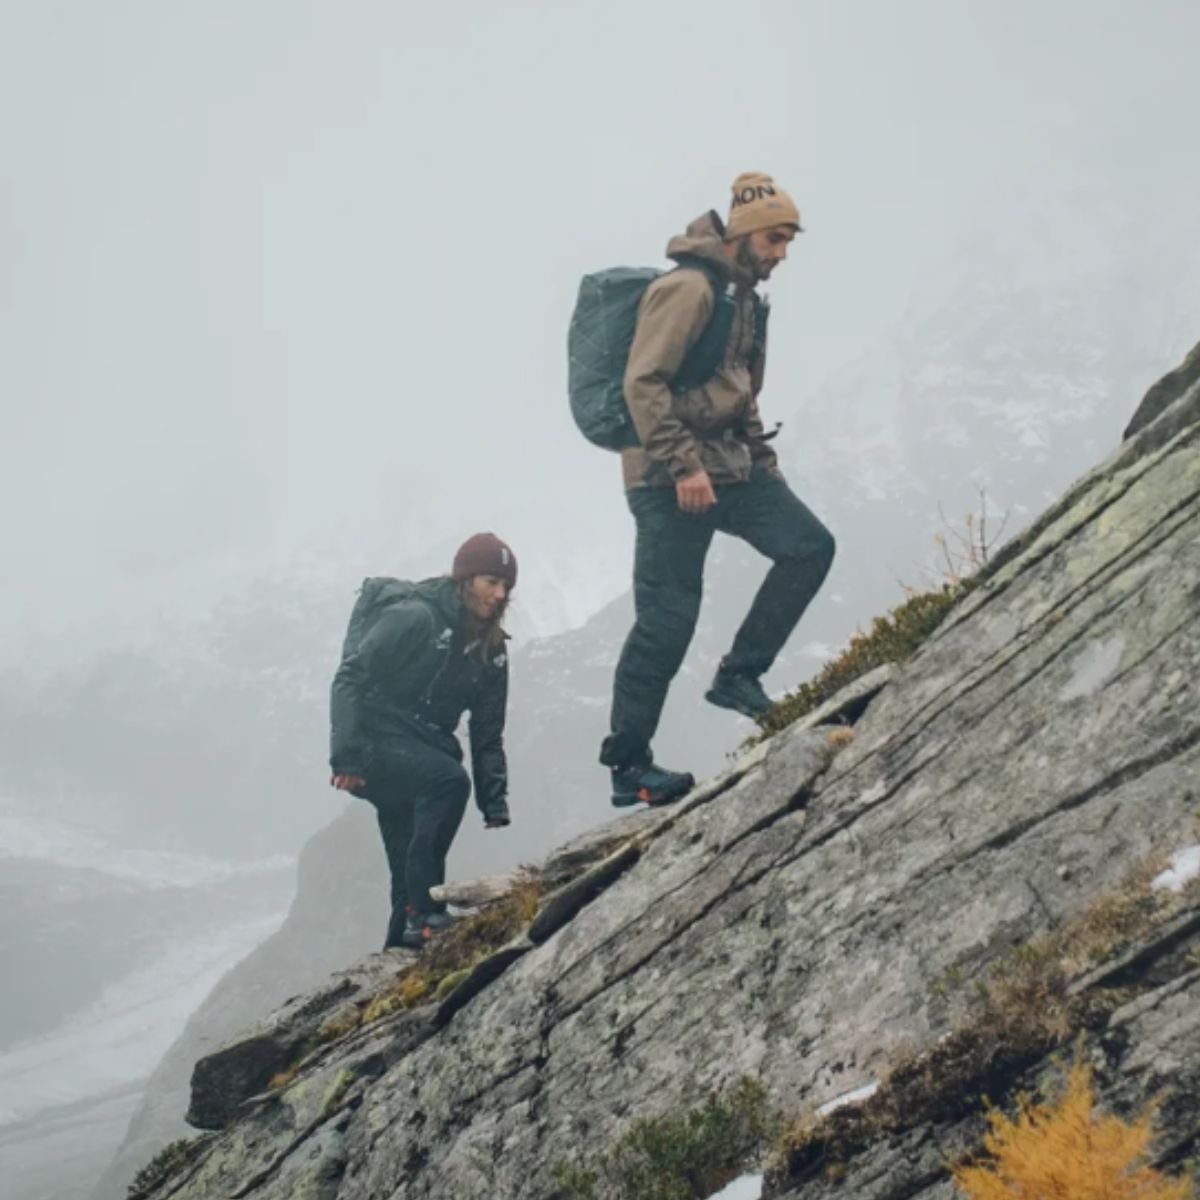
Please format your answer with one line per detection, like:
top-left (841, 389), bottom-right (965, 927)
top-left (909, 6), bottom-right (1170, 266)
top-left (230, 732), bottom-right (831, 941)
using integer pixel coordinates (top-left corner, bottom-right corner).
top-left (457, 580), bottom-right (510, 657)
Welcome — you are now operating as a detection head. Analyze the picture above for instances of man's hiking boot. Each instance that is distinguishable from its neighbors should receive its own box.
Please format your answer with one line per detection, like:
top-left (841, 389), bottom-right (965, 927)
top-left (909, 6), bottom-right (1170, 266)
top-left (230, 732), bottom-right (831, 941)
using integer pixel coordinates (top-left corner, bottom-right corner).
top-left (399, 909), bottom-right (458, 950)
top-left (611, 763), bottom-right (695, 809)
top-left (705, 667), bottom-right (773, 719)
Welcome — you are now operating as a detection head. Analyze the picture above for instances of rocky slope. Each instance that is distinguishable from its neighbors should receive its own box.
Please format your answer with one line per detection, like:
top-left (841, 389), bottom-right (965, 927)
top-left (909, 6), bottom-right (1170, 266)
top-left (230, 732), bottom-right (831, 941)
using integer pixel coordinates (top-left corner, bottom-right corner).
top-left (38, 189), bottom-right (1200, 1199)
top-left (128, 353), bottom-right (1200, 1197)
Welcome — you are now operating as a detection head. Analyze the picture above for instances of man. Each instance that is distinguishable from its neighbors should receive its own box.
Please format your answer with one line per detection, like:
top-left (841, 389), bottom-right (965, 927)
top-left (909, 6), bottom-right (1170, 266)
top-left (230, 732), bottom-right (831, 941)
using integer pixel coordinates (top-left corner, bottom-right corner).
top-left (329, 533), bottom-right (516, 950)
top-left (601, 171), bottom-right (836, 807)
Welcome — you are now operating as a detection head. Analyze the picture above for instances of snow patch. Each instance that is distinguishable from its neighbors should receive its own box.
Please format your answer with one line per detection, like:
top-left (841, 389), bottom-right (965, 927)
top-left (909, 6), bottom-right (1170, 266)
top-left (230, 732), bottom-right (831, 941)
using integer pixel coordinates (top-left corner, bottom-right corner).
top-left (707, 1173), bottom-right (763, 1200)
top-left (1151, 845), bottom-right (1200, 894)
top-left (1058, 635), bottom-right (1125, 702)
top-left (857, 780), bottom-right (890, 806)
top-left (818, 1080), bottom-right (880, 1116)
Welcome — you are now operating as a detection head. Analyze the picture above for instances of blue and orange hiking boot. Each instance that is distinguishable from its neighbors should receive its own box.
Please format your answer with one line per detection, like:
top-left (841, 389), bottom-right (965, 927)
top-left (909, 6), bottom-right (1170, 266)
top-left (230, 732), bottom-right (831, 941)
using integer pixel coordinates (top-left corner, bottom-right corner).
top-left (610, 763), bottom-right (695, 809)
top-left (399, 909), bottom-right (459, 950)
top-left (705, 667), bottom-right (773, 720)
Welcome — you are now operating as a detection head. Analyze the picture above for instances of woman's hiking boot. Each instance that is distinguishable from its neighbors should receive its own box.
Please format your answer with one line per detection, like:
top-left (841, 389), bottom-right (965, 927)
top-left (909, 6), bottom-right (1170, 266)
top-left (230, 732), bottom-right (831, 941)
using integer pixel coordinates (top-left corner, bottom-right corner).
top-left (399, 909), bottom-right (459, 949)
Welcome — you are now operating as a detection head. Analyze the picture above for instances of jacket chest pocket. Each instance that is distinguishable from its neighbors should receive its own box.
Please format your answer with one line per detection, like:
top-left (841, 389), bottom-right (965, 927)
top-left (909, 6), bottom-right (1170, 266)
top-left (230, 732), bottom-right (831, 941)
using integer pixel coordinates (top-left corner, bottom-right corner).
top-left (726, 298), bottom-right (758, 369)
top-left (671, 385), bottom-right (719, 430)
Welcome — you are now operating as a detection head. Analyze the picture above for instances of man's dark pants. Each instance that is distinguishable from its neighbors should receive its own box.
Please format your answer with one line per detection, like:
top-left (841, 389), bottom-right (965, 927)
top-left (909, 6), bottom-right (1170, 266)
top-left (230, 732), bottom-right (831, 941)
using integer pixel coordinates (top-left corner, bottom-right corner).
top-left (601, 465), bottom-right (835, 769)
top-left (366, 736), bottom-right (469, 946)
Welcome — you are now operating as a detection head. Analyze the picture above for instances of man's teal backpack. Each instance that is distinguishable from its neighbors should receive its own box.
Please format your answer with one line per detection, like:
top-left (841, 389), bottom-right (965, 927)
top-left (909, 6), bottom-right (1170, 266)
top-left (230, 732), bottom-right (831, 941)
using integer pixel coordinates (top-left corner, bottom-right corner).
top-left (567, 258), bottom-right (767, 450)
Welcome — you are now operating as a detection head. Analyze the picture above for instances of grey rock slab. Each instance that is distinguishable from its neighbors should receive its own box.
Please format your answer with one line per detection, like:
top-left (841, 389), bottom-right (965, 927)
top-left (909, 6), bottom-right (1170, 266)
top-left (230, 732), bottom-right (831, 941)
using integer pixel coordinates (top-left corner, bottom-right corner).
top-left (328, 428), bottom-right (1200, 1199)
top-left (155, 1010), bottom-right (432, 1200)
top-left (1124, 340), bottom-right (1200, 439)
top-left (789, 664), bottom-right (897, 733)
top-left (429, 868), bottom-right (539, 908)
top-left (979, 374), bottom-right (1199, 587)
top-left (767, 965), bottom-right (1200, 1199)
top-left (540, 807), bottom-right (666, 888)
top-left (815, 426), bottom-right (1200, 816)
top-left (539, 739), bottom-right (773, 890)
top-left (433, 938), bottom-right (532, 1027)
top-left (332, 729), bottom-right (835, 1199)
top-left (158, 393), bottom-right (1200, 1200)
top-left (528, 840), bottom-right (642, 945)
top-left (527, 736), bottom-right (779, 948)
top-left (1068, 904), bottom-right (1200, 996)
top-left (187, 951), bottom-right (414, 1130)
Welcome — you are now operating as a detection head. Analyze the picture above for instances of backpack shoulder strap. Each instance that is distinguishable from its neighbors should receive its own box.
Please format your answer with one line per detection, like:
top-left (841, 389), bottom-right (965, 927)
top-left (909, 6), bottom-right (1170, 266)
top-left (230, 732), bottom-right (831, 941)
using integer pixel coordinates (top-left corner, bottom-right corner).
top-left (667, 256), bottom-right (736, 390)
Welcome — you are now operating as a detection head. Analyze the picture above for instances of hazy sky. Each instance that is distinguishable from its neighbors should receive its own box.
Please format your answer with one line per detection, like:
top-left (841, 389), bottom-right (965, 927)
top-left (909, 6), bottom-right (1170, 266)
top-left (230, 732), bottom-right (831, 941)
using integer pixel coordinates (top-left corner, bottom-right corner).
top-left (2, 0), bottom-right (1197, 658)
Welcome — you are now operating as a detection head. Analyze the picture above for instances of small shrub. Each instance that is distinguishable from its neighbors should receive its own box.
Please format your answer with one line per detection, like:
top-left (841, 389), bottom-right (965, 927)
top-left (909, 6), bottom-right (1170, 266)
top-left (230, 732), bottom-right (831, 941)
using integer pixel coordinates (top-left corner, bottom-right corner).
top-left (554, 1077), bottom-right (778, 1200)
top-left (931, 488), bottom-right (1009, 587)
top-left (363, 876), bottom-right (543, 1024)
top-left (751, 581), bottom-right (970, 744)
top-left (127, 1137), bottom-right (208, 1199)
top-left (317, 1008), bottom-right (362, 1043)
top-left (266, 1064), bottom-right (299, 1091)
top-left (952, 1054), bottom-right (1193, 1199)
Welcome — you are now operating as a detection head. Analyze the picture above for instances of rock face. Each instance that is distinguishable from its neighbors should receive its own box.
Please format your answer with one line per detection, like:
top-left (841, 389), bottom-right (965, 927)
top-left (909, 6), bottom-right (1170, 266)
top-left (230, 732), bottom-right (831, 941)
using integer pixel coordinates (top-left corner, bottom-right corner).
top-left (1125, 338), bottom-right (1200, 439)
top-left (766, 899), bottom-right (1200, 1199)
top-left (137, 368), bottom-right (1200, 1198)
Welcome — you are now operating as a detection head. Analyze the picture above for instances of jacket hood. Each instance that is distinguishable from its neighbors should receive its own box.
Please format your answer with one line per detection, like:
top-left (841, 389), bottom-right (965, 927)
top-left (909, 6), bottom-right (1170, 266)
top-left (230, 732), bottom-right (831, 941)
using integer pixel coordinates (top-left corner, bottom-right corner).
top-left (414, 576), bottom-right (465, 626)
top-left (665, 210), bottom-right (757, 289)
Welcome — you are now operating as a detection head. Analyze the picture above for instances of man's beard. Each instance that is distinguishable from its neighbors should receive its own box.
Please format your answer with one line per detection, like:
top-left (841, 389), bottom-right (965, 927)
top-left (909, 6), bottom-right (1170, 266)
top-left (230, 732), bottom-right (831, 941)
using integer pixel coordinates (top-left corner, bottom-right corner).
top-left (735, 238), bottom-right (769, 282)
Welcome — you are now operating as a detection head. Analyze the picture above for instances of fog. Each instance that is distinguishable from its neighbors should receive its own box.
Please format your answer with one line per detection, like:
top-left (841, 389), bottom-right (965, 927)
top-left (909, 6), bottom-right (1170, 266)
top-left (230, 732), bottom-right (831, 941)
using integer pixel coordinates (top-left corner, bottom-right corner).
top-left (2, 2), bottom-right (1199, 1198)
top-left (3, 0), bottom-right (1194, 659)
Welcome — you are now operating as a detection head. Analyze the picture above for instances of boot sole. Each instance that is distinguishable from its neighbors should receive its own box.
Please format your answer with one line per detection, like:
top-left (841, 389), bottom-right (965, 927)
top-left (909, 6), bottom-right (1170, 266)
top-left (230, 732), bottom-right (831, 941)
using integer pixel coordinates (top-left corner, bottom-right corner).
top-left (705, 687), bottom-right (770, 720)
top-left (611, 775), bottom-right (695, 809)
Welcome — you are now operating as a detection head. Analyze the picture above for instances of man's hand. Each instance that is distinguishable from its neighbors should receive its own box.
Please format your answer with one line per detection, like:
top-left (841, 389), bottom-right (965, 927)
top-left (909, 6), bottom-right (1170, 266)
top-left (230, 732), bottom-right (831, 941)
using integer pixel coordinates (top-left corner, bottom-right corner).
top-left (331, 773), bottom-right (366, 793)
top-left (675, 469), bottom-right (717, 514)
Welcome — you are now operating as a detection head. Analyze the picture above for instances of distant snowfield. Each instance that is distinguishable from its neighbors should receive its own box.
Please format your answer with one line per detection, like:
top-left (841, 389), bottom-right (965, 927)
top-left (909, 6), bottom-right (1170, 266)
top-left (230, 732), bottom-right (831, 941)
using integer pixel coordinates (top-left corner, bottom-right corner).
top-left (0, 804), bottom-right (293, 1199)
top-left (0, 798), bottom-right (292, 887)
top-left (0, 907), bottom-right (284, 1126)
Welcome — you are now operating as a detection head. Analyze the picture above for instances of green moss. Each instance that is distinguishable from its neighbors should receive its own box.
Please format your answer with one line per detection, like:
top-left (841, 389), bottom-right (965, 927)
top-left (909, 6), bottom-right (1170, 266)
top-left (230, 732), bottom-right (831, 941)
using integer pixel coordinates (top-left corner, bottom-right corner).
top-left (319, 1068), bottom-right (356, 1119)
top-left (127, 1137), bottom-right (209, 1199)
top-left (553, 1077), bottom-right (778, 1200)
top-left (750, 581), bottom-right (971, 745)
top-left (433, 967), bottom-right (472, 1000)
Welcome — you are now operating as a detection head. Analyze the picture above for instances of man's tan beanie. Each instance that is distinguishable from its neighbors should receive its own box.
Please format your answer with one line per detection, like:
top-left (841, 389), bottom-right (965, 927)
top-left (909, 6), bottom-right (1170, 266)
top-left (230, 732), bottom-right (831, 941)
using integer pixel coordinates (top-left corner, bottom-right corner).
top-left (725, 171), bottom-right (803, 240)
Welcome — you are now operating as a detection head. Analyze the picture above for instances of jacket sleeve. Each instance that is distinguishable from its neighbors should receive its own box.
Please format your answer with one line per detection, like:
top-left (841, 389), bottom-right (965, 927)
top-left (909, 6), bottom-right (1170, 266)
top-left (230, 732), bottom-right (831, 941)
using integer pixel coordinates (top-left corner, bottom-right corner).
top-left (468, 654), bottom-right (509, 821)
top-left (623, 271), bottom-right (714, 482)
top-left (329, 603), bottom-right (433, 777)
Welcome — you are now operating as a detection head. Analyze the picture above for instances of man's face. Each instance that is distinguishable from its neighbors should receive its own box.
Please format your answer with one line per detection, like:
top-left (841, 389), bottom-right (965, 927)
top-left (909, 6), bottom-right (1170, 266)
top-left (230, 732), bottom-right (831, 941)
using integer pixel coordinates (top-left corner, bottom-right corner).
top-left (736, 225), bottom-right (796, 281)
top-left (463, 574), bottom-right (509, 621)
